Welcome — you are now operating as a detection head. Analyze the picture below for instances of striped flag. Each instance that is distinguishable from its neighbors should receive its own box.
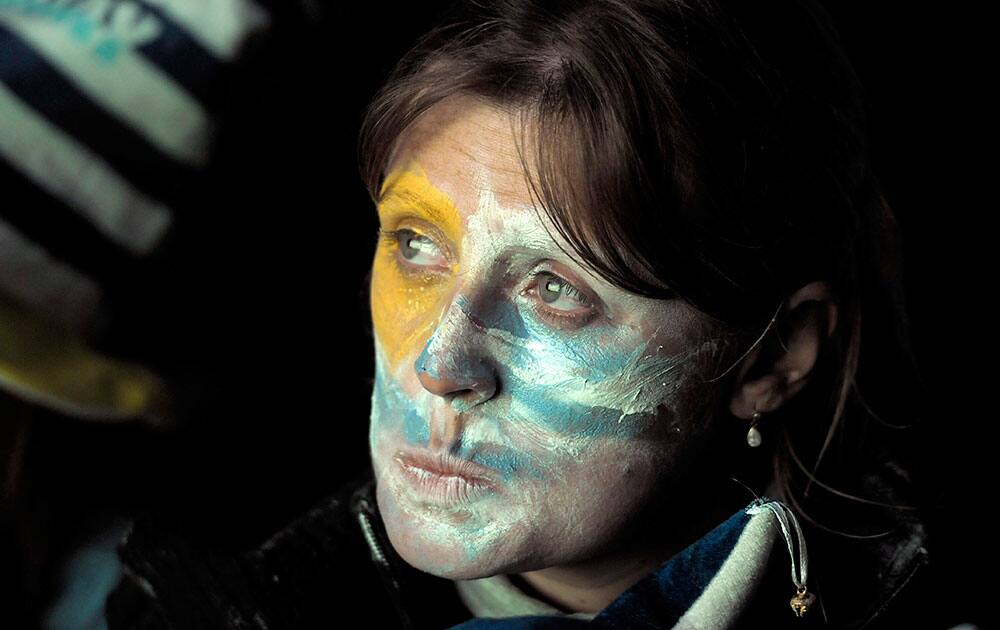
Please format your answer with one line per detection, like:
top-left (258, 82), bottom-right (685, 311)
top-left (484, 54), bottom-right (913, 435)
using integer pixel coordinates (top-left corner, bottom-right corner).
top-left (0, 0), bottom-right (271, 423)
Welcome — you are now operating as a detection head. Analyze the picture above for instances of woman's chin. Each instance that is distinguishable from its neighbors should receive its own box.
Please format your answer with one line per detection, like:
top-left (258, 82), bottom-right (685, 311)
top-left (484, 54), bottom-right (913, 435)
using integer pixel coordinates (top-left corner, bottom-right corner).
top-left (374, 475), bottom-right (517, 580)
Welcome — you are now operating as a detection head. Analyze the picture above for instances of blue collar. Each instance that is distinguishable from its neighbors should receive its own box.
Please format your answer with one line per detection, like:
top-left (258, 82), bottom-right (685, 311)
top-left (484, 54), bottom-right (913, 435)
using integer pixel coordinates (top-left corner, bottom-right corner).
top-left (434, 495), bottom-right (928, 629)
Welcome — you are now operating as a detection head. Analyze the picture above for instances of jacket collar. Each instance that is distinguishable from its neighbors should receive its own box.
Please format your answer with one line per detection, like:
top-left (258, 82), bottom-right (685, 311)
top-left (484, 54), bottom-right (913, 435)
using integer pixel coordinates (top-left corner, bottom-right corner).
top-left (806, 508), bottom-right (930, 629)
top-left (348, 474), bottom-right (929, 629)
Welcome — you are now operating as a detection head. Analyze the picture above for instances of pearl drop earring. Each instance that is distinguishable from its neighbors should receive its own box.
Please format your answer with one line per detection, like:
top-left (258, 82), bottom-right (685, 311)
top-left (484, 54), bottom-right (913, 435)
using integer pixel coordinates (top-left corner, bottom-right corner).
top-left (747, 406), bottom-right (763, 448)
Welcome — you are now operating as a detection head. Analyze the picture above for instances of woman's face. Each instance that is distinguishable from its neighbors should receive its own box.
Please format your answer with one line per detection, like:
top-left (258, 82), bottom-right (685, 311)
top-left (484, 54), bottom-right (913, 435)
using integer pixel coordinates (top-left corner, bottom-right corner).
top-left (368, 96), bottom-right (722, 579)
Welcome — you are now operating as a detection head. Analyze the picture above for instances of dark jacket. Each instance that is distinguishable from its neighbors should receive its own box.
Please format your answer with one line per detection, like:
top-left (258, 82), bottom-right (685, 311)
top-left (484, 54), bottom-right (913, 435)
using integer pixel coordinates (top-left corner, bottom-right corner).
top-left (104, 465), bottom-right (940, 629)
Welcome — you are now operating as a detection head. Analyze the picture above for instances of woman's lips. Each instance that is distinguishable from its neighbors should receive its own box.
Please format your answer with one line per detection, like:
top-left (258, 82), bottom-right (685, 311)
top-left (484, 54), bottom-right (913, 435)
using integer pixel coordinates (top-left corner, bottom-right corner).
top-left (393, 448), bottom-right (503, 505)
top-left (394, 448), bottom-right (501, 486)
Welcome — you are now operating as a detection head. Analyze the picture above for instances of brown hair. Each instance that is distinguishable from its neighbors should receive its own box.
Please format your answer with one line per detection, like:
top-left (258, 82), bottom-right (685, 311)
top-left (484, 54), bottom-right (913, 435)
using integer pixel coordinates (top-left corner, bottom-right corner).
top-left (359, 0), bottom-right (934, 547)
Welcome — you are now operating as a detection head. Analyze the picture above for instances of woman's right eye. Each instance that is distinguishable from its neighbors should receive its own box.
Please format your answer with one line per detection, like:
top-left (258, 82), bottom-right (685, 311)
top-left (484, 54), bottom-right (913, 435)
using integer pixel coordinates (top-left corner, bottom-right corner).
top-left (379, 228), bottom-right (448, 271)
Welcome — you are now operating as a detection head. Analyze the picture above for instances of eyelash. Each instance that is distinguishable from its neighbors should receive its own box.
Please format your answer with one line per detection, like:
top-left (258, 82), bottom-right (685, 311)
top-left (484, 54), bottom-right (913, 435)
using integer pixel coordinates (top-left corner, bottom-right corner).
top-left (377, 227), bottom-right (448, 273)
top-left (524, 269), bottom-right (596, 325)
top-left (377, 227), bottom-right (596, 325)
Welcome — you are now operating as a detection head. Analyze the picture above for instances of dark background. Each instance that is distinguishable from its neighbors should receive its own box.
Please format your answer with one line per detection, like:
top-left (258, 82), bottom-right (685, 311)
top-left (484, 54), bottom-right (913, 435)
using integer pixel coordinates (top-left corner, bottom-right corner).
top-left (1, 1), bottom-right (989, 628)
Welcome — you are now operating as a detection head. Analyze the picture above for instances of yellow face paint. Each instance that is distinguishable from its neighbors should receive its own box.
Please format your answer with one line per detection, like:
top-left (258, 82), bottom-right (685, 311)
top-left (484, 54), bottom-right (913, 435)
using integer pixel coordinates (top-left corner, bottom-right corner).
top-left (370, 164), bottom-right (463, 371)
top-left (377, 166), bottom-right (464, 245)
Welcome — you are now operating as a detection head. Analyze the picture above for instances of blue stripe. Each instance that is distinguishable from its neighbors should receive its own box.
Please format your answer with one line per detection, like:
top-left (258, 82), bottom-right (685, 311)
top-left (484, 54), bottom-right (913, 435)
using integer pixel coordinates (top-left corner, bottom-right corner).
top-left (0, 21), bottom-right (201, 211)
top-left (133, 2), bottom-right (227, 108)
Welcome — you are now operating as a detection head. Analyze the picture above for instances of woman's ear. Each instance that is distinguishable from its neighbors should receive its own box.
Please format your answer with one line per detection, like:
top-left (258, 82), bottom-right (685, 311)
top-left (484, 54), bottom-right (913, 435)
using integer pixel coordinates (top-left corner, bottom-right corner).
top-left (729, 280), bottom-right (838, 420)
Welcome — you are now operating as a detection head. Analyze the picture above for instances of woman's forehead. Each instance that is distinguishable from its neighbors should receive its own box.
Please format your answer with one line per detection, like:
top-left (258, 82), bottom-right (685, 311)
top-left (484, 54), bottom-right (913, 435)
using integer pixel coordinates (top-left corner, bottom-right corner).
top-left (384, 96), bottom-right (537, 208)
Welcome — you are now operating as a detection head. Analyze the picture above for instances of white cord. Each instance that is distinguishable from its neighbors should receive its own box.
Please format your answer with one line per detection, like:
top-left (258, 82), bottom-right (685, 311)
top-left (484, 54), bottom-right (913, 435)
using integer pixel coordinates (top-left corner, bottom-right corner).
top-left (747, 498), bottom-right (809, 590)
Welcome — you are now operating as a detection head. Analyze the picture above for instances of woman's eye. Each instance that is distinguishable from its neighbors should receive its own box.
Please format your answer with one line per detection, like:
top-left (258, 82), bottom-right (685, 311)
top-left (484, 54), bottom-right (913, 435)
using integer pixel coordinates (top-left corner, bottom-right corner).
top-left (380, 228), bottom-right (447, 270)
top-left (528, 270), bottom-right (597, 325)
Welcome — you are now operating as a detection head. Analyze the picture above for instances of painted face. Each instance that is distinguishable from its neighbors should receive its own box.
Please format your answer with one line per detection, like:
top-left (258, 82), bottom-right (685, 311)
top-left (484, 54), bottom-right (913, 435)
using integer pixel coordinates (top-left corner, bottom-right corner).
top-left (368, 96), bottom-right (721, 580)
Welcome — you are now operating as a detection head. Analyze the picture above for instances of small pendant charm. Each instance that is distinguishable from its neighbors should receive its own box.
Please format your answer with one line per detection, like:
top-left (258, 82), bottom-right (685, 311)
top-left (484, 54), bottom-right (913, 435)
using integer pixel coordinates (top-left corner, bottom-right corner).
top-left (790, 587), bottom-right (816, 617)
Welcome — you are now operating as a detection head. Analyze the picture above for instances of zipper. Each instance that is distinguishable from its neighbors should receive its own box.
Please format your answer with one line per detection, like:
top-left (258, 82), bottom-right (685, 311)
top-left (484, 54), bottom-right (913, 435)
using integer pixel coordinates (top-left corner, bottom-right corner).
top-left (352, 486), bottom-right (414, 629)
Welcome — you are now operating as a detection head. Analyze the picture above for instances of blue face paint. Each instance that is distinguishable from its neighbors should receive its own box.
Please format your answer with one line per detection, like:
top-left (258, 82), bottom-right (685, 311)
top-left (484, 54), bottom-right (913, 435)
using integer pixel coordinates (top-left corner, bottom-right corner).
top-left (454, 289), bottom-right (673, 439)
top-left (404, 407), bottom-right (430, 447)
top-left (457, 443), bottom-right (546, 483)
top-left (372, 344), bottom-right (430, 448)
top-left (371, 266), bottom-right (701, 511)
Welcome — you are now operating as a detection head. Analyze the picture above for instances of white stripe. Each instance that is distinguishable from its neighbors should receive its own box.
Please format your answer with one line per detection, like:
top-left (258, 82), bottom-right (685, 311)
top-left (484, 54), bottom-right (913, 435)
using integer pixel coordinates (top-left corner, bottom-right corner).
top-left (674, 509), bottom-right (780, 629)
top-left (0, 83), bottom-right (173, 255)
top-left (0, 8), bottom-right (213, 166)
top-left (142, 0), bottom-right (270, 61)
top-left (0, 216), bottom-right (102, 334)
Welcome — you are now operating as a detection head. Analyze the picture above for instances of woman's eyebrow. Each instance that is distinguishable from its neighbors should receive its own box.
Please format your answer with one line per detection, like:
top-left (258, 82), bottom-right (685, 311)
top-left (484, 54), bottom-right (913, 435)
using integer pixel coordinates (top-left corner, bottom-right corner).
top-left (376, 170), bottom-right (463, 241)
top-left (378, 188), bottom-right (448, 219)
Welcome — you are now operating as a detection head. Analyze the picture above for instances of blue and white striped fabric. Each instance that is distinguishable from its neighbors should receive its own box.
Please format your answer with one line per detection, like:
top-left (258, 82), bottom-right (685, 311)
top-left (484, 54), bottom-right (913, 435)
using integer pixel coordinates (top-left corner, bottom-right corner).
top-left (0, 0), bottom-right (270, 421)
top-left (449, 497), bottom-right (812, 629)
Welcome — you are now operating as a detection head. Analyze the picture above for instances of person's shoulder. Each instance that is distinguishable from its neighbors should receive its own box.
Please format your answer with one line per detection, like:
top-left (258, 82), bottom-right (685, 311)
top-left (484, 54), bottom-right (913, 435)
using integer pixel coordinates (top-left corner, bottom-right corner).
top-left (105, 466), bottom-right (400, 629)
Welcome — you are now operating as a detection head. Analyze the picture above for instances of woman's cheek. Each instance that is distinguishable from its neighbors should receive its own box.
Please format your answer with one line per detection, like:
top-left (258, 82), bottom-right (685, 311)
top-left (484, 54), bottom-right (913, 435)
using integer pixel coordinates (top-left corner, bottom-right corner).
top-left (370, 251), bottom-right (451, 372)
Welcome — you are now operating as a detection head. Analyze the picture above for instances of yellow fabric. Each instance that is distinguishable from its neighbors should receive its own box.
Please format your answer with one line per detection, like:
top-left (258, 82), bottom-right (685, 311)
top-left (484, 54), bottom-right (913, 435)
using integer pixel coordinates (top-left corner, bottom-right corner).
top-left (0, 295), bottom-right (164, 420)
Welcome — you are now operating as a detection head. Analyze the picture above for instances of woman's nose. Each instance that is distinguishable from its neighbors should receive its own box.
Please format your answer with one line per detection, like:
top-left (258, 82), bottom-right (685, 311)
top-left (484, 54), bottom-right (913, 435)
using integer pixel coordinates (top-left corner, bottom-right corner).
top-left (414, 297), bottom-right (498, 410)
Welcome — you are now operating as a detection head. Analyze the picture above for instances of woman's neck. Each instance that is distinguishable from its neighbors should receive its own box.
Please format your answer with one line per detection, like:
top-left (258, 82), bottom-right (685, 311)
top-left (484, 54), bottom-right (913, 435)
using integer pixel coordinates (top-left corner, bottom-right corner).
top-left (514, 543), bottom-right (675, 614)
top-left (512, 477), bottom-right (755, 615)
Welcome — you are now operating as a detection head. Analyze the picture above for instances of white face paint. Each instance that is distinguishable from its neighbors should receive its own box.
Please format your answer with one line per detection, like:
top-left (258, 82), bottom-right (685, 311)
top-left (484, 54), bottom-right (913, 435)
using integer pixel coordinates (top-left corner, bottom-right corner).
top-left (368, 95), bottom-right (723, 580)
